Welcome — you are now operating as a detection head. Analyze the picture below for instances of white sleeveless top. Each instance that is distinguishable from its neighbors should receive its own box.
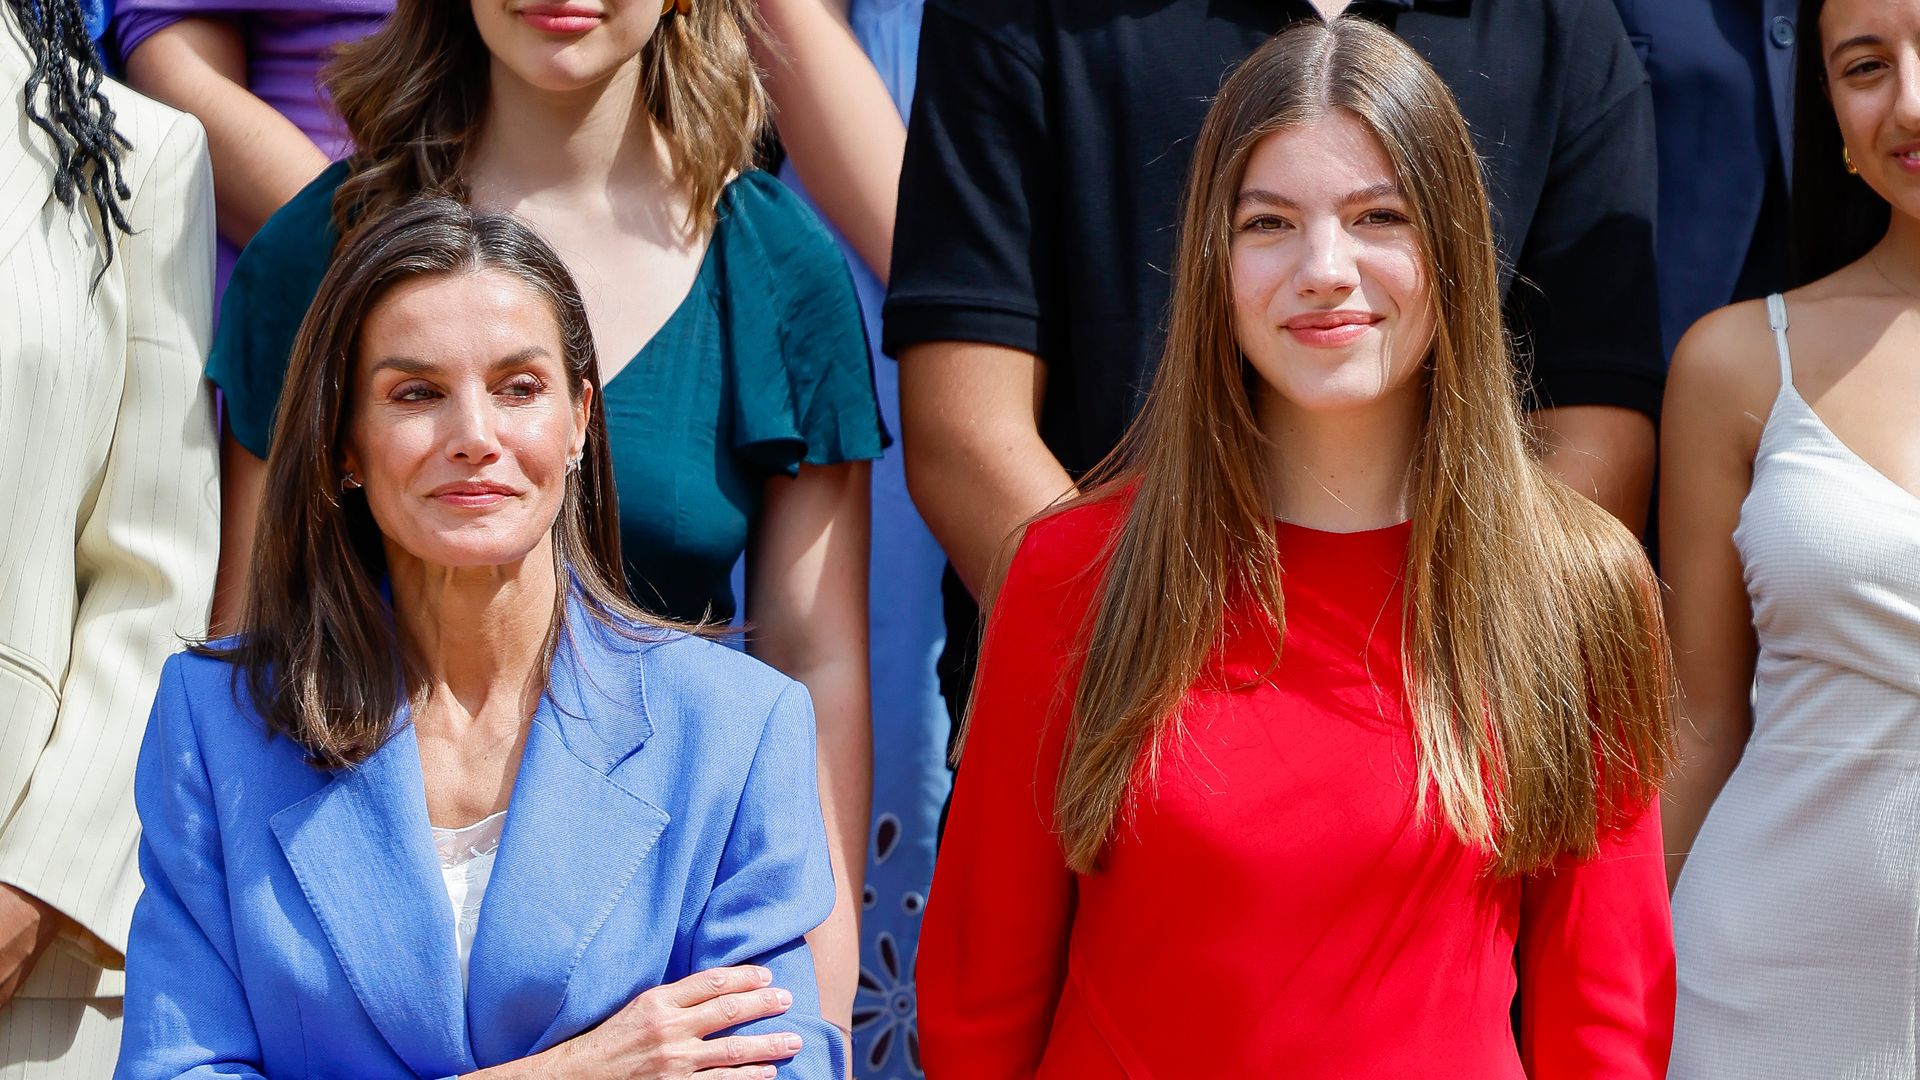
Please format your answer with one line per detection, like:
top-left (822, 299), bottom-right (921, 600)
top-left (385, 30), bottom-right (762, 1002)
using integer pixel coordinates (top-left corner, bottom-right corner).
top-left (1670, 294), bottom-right (1920, 1079)
top-left (431, 810), bottom-right (506, 992)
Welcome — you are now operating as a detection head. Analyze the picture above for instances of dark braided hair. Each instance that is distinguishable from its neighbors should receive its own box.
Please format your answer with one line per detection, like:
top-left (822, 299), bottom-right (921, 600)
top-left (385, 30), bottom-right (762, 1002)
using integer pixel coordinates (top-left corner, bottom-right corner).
top-left (8, 0), bottom-right (132, 270)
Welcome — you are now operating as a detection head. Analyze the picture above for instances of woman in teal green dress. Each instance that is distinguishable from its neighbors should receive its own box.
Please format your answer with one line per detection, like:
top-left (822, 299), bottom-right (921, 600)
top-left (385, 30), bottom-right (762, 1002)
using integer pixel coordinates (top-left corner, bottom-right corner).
top-left (205, 0), bottom-right (886, 1036)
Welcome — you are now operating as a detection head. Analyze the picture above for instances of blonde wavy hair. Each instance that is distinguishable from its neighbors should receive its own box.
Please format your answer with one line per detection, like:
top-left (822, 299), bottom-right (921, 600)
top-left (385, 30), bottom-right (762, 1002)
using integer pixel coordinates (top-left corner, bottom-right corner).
top-left (1046, 18), bottom-right (1674, 876)
top-left (323, 0), bottom-right (766, 235)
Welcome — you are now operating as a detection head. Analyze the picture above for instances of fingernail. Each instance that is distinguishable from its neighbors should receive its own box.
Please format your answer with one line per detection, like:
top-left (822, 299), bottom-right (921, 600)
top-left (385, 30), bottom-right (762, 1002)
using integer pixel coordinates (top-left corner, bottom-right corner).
top-left (775, 988), bottom-right (793, 1006)
top-left (760, 1068), bottom-right (778, 1079)
top-left (782, 1033), bottom-right (804, 1052)
top-left (755, 966), bottom-right (774, 985)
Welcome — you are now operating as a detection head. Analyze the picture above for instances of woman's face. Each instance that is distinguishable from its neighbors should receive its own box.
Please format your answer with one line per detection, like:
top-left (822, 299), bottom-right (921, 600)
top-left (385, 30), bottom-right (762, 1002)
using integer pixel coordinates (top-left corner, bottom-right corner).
top-left (1823, 0), bottom-right (1920, 219)
top-left (344, 269), bottom-right (590, 574)
top-left (1228, 112), bottom-right (1434, 421)
top-left (471, 0), bottom-right (661, 93)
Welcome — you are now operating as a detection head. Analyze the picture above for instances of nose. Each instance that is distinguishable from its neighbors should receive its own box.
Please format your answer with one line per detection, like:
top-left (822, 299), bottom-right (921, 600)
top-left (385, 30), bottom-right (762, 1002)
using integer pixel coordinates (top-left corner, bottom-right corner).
top-left (1896, 50), bottom-right (1920, 131)
top-left (443, 388), bottom-right (502, 466)
top-left (1295, 216), bottom-right (1360, 299)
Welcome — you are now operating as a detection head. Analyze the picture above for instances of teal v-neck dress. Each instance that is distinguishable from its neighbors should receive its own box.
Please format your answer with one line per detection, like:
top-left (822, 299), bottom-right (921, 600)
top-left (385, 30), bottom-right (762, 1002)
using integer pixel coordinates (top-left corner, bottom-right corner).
top-left (209, 164), bottom-right (889, 623)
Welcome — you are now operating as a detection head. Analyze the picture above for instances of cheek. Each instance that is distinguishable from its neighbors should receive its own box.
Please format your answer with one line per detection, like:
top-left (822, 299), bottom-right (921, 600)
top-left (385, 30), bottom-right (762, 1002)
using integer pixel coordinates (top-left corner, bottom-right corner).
top-left (1229, 244), bottom-right (1289, 328)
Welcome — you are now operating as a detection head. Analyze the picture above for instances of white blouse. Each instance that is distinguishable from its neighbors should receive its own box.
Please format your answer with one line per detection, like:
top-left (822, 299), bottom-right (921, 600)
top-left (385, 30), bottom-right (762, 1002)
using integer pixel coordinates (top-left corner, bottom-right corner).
top-left (431, 810), bottom-right (506, 990)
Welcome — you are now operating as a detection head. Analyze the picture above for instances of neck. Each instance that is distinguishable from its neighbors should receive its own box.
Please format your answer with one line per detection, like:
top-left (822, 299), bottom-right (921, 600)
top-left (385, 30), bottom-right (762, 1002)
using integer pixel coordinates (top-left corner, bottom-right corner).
top-left (1871, 209), bottom-right (1920, 296)
top-left (468, 56), bottom-right (671, 202)
top-left (386, 539), bottom-right (560, 715)
top-left (1258, 389), bottom-right (1421, 532)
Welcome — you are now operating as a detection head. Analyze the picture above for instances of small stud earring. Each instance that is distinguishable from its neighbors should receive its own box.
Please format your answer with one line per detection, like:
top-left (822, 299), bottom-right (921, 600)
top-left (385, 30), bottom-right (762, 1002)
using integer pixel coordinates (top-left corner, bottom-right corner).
top-left (565, 454), bottom-right (582, 476)
top-left (340, 470), bottom-right (363, 492)
top-left (1844, 146), bottom-right (1860, 175)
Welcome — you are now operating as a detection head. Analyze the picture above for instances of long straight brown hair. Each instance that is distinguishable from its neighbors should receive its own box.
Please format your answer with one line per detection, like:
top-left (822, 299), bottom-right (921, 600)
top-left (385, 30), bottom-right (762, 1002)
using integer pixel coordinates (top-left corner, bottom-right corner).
top-left (322, 0), bottom-right (766, 235)
top-left (1050, 19), bottom-right (1674, 876)
top-left (198, 196), bottom-right (681, 770)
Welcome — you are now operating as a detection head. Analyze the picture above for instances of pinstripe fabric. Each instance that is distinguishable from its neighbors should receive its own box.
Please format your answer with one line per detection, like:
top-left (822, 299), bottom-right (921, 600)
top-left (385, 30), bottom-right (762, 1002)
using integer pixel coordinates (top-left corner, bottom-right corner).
top-left (0, 997), bottom-right (121, 1080)
top-left (0, 0), bottom-right (219, 1022)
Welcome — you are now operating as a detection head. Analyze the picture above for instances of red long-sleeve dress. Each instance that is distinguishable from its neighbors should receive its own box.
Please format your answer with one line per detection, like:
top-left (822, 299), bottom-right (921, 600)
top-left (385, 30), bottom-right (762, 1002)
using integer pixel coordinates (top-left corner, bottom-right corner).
top-left (918, 498), bottom-right (1674, 1079)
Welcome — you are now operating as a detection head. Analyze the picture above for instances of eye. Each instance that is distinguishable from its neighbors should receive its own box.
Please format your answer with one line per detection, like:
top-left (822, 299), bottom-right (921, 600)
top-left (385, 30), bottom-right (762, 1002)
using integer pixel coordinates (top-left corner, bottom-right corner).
top-left (497, 374), bottom-right (546, 400)
top-left (1237, 214), bottom-right (1289, 233)
top-left (1842, 57), bottom-right (1889, 78)
top-left (1358, 208), bottom-right (1410, 227)
top-left (391, 382), bottom-right (438, 403)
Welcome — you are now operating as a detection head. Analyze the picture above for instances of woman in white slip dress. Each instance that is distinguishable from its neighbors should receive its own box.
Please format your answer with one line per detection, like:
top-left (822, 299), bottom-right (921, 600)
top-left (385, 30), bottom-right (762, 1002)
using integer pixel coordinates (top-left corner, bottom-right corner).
top-left (1661, 1), bottom-right (1920, 1076)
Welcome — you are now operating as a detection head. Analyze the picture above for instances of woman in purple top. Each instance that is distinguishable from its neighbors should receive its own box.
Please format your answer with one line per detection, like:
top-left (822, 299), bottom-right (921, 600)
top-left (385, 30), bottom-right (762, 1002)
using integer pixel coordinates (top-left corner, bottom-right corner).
top-left (112, 0), bottom-right (391, 301)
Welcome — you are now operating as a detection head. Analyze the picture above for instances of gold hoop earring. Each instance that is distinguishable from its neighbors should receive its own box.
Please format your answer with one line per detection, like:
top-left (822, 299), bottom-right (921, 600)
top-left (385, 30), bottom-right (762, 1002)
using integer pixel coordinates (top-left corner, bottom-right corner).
top-left (1845, 146), bottom-right (1860, 175)
top-left (660, 0), bottom-right (691, 16)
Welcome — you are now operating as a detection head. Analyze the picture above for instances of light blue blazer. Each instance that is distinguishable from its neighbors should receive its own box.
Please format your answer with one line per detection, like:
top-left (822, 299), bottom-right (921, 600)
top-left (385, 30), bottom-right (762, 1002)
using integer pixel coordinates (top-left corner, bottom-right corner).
top-left (115, 598), bottom-right (846, 1079)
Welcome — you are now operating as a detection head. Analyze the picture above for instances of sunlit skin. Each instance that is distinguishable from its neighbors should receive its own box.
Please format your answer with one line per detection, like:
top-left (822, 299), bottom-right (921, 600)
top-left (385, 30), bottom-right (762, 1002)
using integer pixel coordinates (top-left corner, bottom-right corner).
top-left (1826, 0), bottom-right (1920, 224)
top-left (472, 0), bottom-right (661, 94)
top-left (1229, 111), bottom-right (1437, 529)
top-left (344, 270), bottom-right (589, 583)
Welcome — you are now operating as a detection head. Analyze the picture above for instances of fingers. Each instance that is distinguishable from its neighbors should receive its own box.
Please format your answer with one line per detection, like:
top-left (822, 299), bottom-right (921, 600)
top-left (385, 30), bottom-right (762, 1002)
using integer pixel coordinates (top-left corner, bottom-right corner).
top-left (688, 1031), bottom-right (805, 1072)
top-left (684, 986), bottom-right (795, 1038)
top-left (693, 1067), bottom-right (781, 1080)
top-left (655, 965), bottom-right (776, 1009)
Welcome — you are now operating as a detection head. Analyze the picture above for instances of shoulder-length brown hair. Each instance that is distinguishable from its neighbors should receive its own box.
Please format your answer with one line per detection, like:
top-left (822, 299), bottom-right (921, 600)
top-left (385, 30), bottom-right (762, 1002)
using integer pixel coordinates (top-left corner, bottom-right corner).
top-left (322, 0), bottom-right (765, 235)
top-left (1045, 18), bottom-right (1674, 876)
top-left (199, 195), bottom-right (677, 770)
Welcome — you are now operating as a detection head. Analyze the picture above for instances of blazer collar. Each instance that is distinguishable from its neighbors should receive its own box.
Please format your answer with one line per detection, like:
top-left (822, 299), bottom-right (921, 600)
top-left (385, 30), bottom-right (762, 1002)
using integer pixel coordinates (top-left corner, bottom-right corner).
top-left (0, 6), bottom-right (57, 263)
top-left (272, 595), bottom-right (675, 1073)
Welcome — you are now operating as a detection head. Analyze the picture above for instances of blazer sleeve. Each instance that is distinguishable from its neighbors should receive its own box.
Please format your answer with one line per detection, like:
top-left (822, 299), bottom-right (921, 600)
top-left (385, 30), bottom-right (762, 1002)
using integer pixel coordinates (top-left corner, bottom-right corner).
top-left (0, 110), bottom-right (220, 961)
top-left (688, 682), bottom-right (848, 1080)
top-left (1517, 796), bottom-right (1676, 1079)
top-left (115, 657), bottom-right (268, 1080)
top-left (916, 523), bottom-right (1082, 1079)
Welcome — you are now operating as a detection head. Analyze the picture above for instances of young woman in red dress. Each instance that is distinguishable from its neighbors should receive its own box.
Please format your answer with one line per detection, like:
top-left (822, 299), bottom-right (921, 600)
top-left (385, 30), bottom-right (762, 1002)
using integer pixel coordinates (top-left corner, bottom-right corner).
top-left (917, 18), bottom-right (1678, 1080)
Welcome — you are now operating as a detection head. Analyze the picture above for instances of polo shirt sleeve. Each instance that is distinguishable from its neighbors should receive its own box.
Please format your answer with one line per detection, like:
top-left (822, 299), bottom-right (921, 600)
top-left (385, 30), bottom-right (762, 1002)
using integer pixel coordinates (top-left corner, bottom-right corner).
top-left (880, 3), bottom-right (1060, 361)
top-left (1506, 0), bottom-right (1664, 421)
top-left (206, 161), bottom-right (347, 459)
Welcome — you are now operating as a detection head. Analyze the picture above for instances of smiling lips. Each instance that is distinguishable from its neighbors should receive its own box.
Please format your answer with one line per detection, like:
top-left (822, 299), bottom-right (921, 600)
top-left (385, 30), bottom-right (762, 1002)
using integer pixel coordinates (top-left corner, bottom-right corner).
top-left (518, 3), bottom-right (601, 33)
top-left (430, 481), bottom-right (518, 509)
top-left (1283, 310), bottom-right (1384, 348)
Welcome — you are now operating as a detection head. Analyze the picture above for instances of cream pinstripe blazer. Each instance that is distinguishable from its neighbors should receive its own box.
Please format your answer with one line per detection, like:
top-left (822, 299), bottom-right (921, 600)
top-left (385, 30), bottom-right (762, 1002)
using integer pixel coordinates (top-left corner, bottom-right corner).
top-left (0, 11), bottom-right (218, 1001)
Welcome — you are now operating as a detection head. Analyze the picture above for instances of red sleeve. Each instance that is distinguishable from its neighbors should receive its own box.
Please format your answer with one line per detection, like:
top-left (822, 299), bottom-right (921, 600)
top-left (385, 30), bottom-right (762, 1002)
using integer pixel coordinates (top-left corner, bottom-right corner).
top-left (917, 512), bottom-right (1108, 1079)
top-left (1518, 797), bottom-right (1676, 1079)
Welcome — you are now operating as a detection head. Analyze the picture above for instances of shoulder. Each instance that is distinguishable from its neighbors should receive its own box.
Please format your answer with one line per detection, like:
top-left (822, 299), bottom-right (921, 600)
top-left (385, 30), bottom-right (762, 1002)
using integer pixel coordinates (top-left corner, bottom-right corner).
top-left (717, 171), bottom-right (850, 289)
top-left (245, 160), bottom-right (349, 264)
top-left (145, 646), bottom-right (276, 753)
top-left (633, 631), bottom-right (804, 736)
top-left (922, 0), bottom-right (1044, 62)
top-left (1668, 297), bottom-right (1782, 415)
top-left (94, 77), bottom-right (208, 199)
top-left (999, 491), bottom-right (1132, 611)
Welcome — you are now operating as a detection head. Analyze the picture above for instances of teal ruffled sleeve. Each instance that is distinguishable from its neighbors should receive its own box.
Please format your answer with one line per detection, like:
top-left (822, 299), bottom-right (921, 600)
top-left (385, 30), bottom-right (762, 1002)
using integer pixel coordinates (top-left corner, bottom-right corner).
top-left (207, 161), bottom-right (348, 459)
top-left (713, 171), bottom-right (891, 476)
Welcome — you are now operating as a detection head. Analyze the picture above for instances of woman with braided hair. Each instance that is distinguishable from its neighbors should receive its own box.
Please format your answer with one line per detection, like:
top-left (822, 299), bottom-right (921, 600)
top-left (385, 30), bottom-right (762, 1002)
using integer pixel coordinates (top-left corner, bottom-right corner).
top-left (0, 0), bottom-right (218, 1073)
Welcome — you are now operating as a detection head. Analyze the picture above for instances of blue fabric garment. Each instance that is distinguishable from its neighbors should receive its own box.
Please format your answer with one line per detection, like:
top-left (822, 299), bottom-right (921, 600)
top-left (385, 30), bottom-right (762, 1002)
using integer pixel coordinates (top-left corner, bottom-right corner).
top-left (1612, 0), bottom-right (1797, 355)
top-left (774, 3), bottom-right (943, 1077)
top-left (116, 595), bottom-right (847, 1079)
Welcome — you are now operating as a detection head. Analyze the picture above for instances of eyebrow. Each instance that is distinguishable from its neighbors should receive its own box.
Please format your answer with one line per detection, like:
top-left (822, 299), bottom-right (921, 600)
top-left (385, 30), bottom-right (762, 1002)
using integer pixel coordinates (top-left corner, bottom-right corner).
top-left (1830, 33), bottom-right (1885, 61)
top-left (1235, 182), bottom-right (1404, 210)
top-left (369, 344), bottom-right (553, 376)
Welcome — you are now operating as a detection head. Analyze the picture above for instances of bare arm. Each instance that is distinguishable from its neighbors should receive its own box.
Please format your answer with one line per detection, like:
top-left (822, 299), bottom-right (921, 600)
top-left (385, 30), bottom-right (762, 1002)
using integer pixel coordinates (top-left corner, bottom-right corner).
top-left (122, 19), bottom-right (331, 248)
top-left (1532, 404), bottom-right (1657, 534)
top-left (746, 461), bottom-right (873, 1034)
top-left (751, 0), bottom-right (905, 283)
top-left (1657, 306), bottom-right (1767, 891)
top-left (209, 433), bottom-right (268, 636)
top-left (898, 341), bottom-right (1075, 604)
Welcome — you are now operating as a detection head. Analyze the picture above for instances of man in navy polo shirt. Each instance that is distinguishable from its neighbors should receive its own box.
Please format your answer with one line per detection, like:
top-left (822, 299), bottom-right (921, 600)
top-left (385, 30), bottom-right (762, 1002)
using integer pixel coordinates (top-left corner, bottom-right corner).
top-left (885, 0), bottom-right (1665, 744)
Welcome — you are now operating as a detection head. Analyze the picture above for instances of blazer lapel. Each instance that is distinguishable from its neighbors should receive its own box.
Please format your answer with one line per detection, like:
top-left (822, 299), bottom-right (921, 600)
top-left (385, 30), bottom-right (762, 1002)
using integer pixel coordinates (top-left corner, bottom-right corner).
top-left (0, 10), bottom-right (56, 264)
top-left (271, 726), bottom-right (476, 1078)
top-left (463, 611), bottom-right (672, 1066)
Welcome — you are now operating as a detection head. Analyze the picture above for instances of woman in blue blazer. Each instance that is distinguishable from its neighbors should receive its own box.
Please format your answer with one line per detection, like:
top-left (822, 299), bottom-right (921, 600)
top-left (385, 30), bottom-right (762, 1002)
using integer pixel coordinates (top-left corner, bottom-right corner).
top-left (116, 196), bottom-right (846, 1080)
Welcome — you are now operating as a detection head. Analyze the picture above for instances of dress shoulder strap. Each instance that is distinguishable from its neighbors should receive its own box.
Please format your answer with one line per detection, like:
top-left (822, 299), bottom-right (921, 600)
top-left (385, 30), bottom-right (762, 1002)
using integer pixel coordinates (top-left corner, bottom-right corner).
top-left (1765, 292), bottom-right (1794, 389)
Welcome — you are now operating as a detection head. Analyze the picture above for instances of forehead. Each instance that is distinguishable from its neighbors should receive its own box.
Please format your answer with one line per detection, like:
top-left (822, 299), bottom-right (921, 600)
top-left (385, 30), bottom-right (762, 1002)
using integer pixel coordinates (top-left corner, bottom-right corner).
top-left (1239, 111), bottom-right (1398, 197)
top-left (1823, 0), bottom-right (1920, 43)
top-left (359, 269), bottom-right (562, 363)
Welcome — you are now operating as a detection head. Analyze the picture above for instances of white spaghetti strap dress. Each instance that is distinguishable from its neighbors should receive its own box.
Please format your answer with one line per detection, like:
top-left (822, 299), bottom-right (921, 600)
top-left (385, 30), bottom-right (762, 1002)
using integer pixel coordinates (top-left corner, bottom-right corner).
top-left (1670, 293), bottom-right (1920, 1079)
